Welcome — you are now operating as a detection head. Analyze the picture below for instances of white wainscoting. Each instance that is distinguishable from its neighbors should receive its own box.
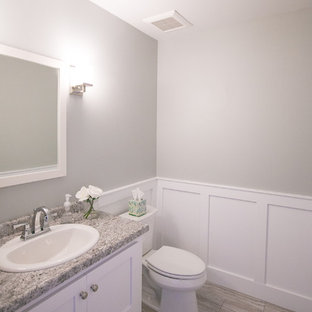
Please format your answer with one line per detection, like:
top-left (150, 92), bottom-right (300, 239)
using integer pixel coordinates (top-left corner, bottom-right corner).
top-left (156, 177), bottom-right (312, 312)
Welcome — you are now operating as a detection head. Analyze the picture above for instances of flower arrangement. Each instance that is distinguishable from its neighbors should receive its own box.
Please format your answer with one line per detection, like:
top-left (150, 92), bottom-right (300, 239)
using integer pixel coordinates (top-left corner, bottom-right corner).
top-left (75, 185), bottom-right (104, 219)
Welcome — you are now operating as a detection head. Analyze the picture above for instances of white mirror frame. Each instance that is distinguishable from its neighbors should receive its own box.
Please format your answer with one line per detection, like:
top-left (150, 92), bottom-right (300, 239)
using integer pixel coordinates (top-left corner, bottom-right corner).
top-left (0, 43), bottom-right (67, 188)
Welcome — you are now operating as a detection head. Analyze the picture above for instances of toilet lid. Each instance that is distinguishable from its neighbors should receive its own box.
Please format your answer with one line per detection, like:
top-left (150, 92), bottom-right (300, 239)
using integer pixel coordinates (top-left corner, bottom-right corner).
top-left (146, 246), bottom-right (205, 278)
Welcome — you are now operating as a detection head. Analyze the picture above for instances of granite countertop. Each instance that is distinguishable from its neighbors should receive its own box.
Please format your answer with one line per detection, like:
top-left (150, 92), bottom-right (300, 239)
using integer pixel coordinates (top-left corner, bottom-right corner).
top-left (0, 207), bottom-right (148, 312)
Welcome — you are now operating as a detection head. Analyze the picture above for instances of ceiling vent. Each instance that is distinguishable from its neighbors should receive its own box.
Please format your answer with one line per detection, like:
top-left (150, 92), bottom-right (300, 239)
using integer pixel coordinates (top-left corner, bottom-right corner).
top-left (143, 10), bottom-right (192, 32)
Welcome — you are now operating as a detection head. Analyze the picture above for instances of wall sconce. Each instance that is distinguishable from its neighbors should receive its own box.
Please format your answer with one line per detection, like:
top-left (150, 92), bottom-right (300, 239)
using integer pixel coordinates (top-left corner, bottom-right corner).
top-left (70, 82), bottom-right (93, 96)
top-left (70, 65), bottom-right (93, 96)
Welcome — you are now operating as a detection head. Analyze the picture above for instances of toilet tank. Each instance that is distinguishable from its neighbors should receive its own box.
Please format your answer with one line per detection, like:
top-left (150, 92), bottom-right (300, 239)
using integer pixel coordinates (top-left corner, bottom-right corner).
top-left (120, 205), bottom-right (158, 255)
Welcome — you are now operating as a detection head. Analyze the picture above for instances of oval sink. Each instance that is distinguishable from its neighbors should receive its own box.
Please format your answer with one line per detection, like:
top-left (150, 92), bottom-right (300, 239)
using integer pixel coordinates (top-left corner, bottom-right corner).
top-left (0, 224), bottom-right (99, 272)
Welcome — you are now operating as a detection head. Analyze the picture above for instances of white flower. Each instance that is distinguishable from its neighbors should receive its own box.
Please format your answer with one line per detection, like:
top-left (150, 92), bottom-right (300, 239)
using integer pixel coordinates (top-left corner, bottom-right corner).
top-left (76, 185), bottom-right (104, 203)
top-left (75, 186), bottom-right (89, 202)
top-left (88, 185), bottom-right (104, 199)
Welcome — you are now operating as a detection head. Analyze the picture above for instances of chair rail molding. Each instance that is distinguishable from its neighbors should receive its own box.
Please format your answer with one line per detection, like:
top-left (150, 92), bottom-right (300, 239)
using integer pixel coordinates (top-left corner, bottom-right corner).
top-left (97, 177), bottom-right (157, 216)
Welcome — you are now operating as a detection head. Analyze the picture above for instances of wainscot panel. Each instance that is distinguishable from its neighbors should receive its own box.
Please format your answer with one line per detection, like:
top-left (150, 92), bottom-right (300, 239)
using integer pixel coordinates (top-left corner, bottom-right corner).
top-left (157, 177), bottom-right (312, 312)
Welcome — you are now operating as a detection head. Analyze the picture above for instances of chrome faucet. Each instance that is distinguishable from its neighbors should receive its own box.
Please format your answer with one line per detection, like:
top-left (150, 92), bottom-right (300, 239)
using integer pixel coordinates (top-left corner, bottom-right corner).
top-left (13, 206), bottom-right (51, 241)
top-left (31, 206), bottom-right (50, 235)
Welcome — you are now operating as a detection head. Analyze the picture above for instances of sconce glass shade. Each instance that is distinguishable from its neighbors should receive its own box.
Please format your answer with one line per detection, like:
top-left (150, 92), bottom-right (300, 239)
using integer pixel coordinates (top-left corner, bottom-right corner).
top-left (70, 65), bottom-right (93, 96)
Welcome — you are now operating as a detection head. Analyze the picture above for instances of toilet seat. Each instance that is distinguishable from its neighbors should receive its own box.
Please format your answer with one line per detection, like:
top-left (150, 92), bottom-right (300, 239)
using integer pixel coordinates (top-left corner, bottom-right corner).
top-left (147, 263), bottom-right (206, 280)
top-left (146, 246), bottom-right (206, 280)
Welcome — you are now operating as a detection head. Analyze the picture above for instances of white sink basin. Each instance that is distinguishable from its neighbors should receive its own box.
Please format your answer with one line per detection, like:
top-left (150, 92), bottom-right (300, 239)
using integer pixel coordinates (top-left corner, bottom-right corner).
top-left (0, 224), bottom-right (99, 272)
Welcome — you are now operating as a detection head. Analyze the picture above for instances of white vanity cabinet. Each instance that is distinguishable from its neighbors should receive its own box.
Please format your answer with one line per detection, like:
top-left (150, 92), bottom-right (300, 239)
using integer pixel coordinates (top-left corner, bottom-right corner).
top-left (28, 241), bottom-right (142, 312)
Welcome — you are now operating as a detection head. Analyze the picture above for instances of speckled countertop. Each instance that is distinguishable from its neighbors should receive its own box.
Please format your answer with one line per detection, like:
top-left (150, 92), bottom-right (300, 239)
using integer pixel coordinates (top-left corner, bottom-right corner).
top-left (0, 206), bottom-right (148, 312)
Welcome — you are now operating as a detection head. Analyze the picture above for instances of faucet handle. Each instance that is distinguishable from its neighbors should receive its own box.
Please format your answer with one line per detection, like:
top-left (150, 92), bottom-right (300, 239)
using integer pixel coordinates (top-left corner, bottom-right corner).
top-left (13, 223), bottom-right (28, 230)
top-left (13, 223), bottom-right (30, 240)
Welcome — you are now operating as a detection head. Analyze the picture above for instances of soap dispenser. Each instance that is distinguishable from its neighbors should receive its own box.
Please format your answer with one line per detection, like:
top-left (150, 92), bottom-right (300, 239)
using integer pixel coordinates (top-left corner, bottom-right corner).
top-left (63, 194), bottom-right (72, 223)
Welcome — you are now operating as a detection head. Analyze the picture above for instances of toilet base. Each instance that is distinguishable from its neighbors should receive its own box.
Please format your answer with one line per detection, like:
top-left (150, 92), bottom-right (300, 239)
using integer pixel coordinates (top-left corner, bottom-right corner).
top-left (160, 288), bottom-right (198, 312)
top-left (142, 278), bottom-right (160, 311)
top-left (142, 279), bottom-right (200, 312)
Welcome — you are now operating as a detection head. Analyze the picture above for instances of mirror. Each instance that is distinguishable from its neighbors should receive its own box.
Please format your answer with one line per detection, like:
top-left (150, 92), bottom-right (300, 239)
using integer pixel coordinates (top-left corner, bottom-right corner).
top-left (0, 44), bottom-right (67, 188)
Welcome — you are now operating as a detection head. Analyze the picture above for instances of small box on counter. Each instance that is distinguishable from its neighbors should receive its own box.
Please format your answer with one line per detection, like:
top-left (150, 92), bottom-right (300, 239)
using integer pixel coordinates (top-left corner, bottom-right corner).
top-left (128, 199), bottom-right (147, 217)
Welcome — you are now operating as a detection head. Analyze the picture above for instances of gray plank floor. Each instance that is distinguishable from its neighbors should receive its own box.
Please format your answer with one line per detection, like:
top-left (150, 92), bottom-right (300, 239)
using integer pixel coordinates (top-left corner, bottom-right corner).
top-left (142, 282), bottom-right (294, 312)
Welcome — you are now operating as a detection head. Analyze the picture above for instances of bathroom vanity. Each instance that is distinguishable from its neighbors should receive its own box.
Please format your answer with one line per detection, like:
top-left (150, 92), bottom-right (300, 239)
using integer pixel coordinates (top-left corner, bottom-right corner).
top-left (0, 210), bottom-right (148, 312)
top-left (29, 241), bottom-right (141, 312)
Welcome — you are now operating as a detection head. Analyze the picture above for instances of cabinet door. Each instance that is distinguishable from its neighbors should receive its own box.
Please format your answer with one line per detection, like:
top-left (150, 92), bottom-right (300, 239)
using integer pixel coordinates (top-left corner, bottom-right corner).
top-left (29, 276), bottom-right (86, 312)
top-left (86, 242), bottom-right (142, 312)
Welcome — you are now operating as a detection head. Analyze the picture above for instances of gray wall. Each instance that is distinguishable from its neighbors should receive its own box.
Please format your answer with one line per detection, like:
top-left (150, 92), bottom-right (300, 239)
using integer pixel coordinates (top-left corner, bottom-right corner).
top-left (157, 9), bottom-right (312, 196)
top-left (0, 0), bottom-right (157, 222)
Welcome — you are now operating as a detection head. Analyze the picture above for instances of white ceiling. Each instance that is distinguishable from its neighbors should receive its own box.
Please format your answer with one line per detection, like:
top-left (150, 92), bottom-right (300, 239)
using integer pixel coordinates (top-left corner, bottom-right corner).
top-left (90, 0), bottom-right (312, 40)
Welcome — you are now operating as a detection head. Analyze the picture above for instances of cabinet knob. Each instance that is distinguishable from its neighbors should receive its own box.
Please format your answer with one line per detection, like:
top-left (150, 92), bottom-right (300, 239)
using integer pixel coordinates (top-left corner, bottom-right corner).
top-left (90, 284), bottom-right (99, 292)
top-left (80, 291), bottom-right (88, 300)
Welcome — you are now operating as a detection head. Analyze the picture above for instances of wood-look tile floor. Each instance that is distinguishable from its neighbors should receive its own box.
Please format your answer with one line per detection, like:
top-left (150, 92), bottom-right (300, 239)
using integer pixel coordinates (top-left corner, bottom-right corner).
top-left (142, 282), bottom-right (294, 312)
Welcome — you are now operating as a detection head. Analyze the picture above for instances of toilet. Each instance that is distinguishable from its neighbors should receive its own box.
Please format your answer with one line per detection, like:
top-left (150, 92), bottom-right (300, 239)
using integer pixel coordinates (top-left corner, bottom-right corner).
top-left (120, 206), bottom-right (206, 312)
